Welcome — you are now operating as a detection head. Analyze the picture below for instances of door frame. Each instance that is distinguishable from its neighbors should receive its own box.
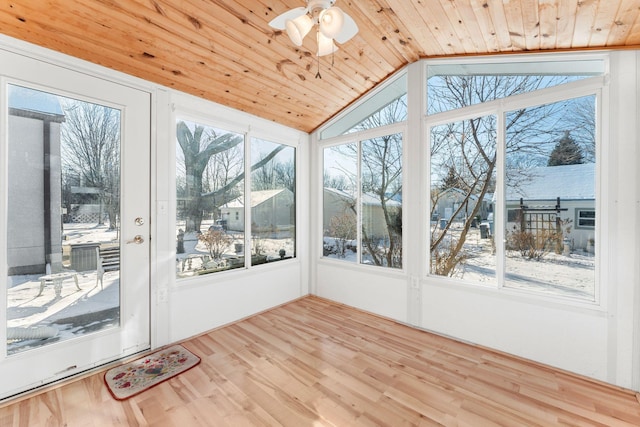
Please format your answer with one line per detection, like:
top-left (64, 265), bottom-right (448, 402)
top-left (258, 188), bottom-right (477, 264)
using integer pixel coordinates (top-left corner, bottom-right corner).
top-left (0, 42), bottom-right (154, 400)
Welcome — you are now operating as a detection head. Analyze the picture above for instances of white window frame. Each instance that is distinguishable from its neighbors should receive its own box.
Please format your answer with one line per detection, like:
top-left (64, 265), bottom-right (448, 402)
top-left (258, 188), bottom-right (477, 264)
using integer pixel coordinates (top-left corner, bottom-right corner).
top-left (320, 123), bottom-right (407, 273)
top-left (425, 67), bottom-right (606, 307)
top-left (171, 106), bottom-right (300, 284)
top-left (576, 208), bottom-right (596, 229)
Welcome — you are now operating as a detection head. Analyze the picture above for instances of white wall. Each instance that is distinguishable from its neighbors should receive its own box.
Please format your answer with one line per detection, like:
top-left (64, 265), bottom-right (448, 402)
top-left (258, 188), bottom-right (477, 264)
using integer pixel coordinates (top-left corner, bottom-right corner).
top-left (169, 263), bottom-right (304, 340)
top-left (313, 52), bottom-right (640, 390)
top-left (316, 263), bottom-right (408, 320)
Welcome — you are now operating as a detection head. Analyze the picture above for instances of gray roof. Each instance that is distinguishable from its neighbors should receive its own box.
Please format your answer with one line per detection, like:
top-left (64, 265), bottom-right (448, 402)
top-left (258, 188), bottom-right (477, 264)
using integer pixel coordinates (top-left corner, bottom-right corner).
top-left (224, 189), bottom-right (291, 209)
top-left (506, 163), bottom-right (595, 201)
top-left (324, 187), bottom-right (401, 207)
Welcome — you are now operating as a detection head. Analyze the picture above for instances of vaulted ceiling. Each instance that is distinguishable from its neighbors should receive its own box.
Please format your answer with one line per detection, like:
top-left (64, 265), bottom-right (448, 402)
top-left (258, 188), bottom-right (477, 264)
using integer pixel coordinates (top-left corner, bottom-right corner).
top-left (1, 1), bottom-right (639, 133)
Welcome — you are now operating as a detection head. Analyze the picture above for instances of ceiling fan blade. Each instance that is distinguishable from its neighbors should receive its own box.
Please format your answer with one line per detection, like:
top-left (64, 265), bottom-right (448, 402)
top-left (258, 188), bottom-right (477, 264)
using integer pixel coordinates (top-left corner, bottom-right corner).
top-left (268, 7), bottom-right (307, 30)
top-left (334, 12), bottom-right (358, 44)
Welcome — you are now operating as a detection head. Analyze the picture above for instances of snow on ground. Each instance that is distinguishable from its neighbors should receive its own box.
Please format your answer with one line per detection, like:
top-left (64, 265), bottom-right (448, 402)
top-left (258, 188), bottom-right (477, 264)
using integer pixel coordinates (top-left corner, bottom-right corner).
top-left (7, 272), bottom-right (118, 327)
top-left (324, 224), bottom-right (595, 301)
top-left (7, 223), bottom-right (120, 353)
top-left (7, 220), bottom-right (297, 350)
top-left (7, 221), bottom-right (595, 353)
top-left (176, 223), bottom-right (295, 275)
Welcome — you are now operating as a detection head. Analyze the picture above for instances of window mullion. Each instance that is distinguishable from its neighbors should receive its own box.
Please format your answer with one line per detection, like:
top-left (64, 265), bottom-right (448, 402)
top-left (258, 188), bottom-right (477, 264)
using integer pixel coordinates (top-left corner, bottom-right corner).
top-left (496, 110), bottom-right (506, 289)
top-left (244, 131), bottom-right (251, 268)
top-left (357, 141), bottom-right (363, 265)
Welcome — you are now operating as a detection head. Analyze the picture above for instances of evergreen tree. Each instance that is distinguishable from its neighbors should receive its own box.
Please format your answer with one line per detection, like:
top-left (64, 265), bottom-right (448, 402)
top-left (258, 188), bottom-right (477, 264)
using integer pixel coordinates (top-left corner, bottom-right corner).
top-left (441, 165), bottom-right (465, 191)
top-left (548, 131), bottom-right (583, 166)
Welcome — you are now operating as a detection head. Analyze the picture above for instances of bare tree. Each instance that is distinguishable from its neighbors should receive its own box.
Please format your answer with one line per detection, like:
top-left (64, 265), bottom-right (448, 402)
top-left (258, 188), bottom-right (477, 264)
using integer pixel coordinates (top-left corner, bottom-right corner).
top-left (177, 121), bottom-right (286, 232)
top-left (177, 121), bottom-right (243, 232)
top-left (330, 96), bottom-right (405, 268)
top-left (251, 143), bottom-right (295, 193)
top-left (61, 100), bottom-right (120, 229)
top-left (273, 160), bottom-right (296, 192)
top-left (428, 74), bottom-right (593, 276)
top-left (203, 144), bottom-right (243, 194)
top-left (323, 172), bottom-right (352, 191)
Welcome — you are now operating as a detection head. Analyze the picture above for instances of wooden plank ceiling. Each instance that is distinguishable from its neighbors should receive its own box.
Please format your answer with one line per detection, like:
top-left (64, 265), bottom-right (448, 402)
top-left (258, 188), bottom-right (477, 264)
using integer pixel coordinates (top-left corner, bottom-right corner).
top-left (1, 0), bottom-right (639, 133)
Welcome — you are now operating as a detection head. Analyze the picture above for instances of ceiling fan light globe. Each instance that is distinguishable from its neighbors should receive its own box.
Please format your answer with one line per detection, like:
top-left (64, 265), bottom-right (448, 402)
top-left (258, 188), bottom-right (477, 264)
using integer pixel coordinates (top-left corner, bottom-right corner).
top-left (319, 7), bottom-right (344, 39)
top-left (285, 14), bottom-right (313, 46)
top-left (317, 32), bottom-right (338, 56)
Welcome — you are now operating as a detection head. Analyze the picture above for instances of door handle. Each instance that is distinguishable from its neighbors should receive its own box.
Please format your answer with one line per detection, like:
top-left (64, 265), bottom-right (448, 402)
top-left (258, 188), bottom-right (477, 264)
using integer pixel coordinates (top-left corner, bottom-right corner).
top-left (126, 235), bottom-right (144, 244)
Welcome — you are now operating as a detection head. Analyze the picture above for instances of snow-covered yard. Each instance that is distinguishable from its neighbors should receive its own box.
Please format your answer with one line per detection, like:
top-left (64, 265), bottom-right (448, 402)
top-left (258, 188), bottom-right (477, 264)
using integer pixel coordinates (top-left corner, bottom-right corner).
top-left (324, 223), bottom-right (595, 301)
top-left (176, 220), bottom-right (295, 277)
top-left (452, 224), bottom-right (595, 300)
top-left (8, 220), bottom-right (594, 354)
top-left (6, 223), bottom-right (120, 354)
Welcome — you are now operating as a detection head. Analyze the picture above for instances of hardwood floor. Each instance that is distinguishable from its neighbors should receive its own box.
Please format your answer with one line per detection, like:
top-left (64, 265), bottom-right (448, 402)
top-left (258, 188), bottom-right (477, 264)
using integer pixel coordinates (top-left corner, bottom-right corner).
top-left (2, 295), bottom-right (640, 426)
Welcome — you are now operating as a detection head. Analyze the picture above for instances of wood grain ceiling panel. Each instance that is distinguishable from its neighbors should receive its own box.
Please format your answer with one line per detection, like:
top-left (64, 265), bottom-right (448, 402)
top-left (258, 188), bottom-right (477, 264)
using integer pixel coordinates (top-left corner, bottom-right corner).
top-left (0, 0), bottom-right (639, 133)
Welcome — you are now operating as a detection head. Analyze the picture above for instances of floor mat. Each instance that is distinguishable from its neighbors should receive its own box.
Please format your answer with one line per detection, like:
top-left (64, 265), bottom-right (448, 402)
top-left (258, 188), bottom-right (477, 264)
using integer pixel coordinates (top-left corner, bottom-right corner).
top-left (104, 344), bottom-right (200, 400)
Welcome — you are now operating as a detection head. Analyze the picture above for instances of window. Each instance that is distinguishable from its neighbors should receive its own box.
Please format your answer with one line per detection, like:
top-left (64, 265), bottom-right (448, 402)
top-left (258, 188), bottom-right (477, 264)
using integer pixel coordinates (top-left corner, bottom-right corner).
top-left (323, 132), bottom-right (403, 270)
top-left (507, 208), bottom-right (521, 222)
top-left (427, 62), bottom-right (601, 302)
top-left (6, 84), bottom-right (124, 354)
top-left (427, 60), bottom-right (604, 115)
top-left (503, 96), bottom-right (596, 299)
top-left (322, 73), bottom-right (406, 270)
top-left (249, 138), bottom-right (296, 265)
top-left (576, 209), bottom-right (595, 228)
top-left (361, 133), bottom-right (403, 268)
top-left (321, 72), bottom-right (407, 139)
top-left (323, 144), bottom-right (357, 263)
top-left (429, 115), bottom-right (497, 283)
top-left (175, 120), bottom-right (297, 278)
top-left (176, 120), bottom-right (245, 277)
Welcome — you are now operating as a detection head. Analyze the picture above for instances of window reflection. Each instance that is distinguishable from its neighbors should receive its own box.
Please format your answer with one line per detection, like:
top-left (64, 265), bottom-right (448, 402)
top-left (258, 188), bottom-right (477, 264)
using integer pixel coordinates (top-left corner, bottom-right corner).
top-left (7, 85), bottom-right (121, 354)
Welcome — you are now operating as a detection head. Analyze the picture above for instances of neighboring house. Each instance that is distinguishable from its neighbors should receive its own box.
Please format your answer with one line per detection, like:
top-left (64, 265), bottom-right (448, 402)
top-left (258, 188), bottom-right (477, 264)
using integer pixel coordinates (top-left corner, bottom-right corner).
top-left (505, 163), bottom-right (595, 250)
top-left (221, 188), bottom-right (294, 232)
top-left (323, 188), bottom-right (401, 239)
top-left (433, 188), bottom-right (493, 222)
top-left (7, 85), bottom-right (65, 275)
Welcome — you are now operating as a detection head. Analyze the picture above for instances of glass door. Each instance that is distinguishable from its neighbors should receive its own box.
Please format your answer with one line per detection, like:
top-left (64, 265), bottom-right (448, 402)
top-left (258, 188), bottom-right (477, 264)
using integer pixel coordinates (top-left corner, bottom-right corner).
top-left (0, 50), bottom-right (150, 399)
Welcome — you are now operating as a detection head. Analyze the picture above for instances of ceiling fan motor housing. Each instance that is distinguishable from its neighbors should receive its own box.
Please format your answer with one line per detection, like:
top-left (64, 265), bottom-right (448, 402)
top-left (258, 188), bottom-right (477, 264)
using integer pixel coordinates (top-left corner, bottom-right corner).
top-left (307, 0), bottom-right (337, 15)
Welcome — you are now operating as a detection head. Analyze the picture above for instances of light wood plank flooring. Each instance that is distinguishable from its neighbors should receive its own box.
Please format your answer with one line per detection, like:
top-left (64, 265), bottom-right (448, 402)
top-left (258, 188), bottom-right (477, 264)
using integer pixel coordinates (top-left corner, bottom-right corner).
top-left (1, 295), bottom-right (640, 426)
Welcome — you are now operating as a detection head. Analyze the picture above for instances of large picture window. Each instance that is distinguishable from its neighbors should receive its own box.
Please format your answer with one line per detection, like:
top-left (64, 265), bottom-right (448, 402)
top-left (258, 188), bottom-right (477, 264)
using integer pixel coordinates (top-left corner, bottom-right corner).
top-left (503, 95), bottom-right (596, 298)
top-left (176, 120), bottom-right (296, 278)
top-left (176, 121), bottom-right (245, 277)
top-left (427, 61), bottom-right (601, 302)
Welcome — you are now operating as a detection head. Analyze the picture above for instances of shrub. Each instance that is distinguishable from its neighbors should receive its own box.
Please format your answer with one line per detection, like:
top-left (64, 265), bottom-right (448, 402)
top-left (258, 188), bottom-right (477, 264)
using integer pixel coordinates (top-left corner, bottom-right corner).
top-left (329, 212), bottom-right (356, 258)
top-left (198, 229), bottom-right (232, 260)
top-left (507, 228), bottom-right (561, 260)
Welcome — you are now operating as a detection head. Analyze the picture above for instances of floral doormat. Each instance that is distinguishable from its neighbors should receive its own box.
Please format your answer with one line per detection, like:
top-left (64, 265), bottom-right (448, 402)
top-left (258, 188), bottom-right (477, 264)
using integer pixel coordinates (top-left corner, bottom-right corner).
top-left (104, 344), bottom-right (200, 400)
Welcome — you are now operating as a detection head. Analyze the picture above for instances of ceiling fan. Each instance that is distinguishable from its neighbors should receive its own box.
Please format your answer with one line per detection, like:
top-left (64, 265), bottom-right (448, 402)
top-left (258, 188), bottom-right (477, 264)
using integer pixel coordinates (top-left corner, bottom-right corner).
top-left (269, 0), bottom-right (359, 57)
